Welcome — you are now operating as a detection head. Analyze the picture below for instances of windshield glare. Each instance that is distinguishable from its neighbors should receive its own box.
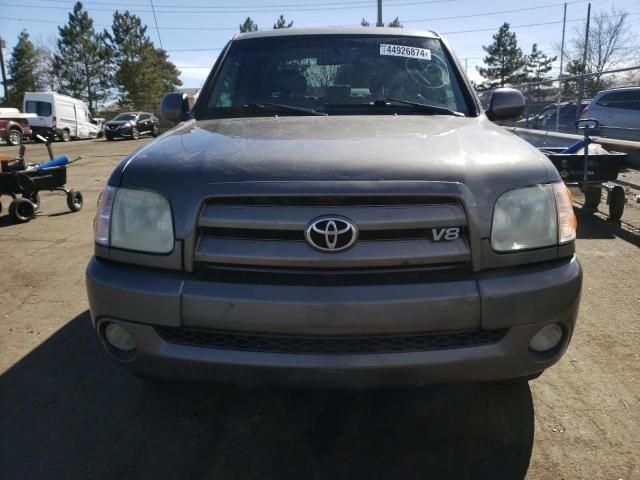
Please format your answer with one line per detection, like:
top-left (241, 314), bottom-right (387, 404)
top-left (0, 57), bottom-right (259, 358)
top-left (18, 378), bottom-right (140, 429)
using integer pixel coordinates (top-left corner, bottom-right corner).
top-left (205, 35), bottom-right (471, 117)
top-left (114, 113), bottom-right (136, 121)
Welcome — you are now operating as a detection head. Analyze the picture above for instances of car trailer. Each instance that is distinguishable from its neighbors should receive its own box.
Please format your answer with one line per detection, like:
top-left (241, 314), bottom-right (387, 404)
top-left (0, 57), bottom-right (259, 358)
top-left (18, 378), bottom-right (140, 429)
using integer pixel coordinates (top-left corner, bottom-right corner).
top-left (0, 137), bottom-right (83, 223)
top-left (540, 119), bottom-right (627, 221)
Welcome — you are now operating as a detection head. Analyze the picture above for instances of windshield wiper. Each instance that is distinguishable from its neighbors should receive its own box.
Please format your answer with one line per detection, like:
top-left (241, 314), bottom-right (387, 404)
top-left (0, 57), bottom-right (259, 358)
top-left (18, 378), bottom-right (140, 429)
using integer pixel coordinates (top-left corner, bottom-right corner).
top-left (243, 103), bottom-right (327, 116)
top-left (375, 99), bottom-right (464, 117)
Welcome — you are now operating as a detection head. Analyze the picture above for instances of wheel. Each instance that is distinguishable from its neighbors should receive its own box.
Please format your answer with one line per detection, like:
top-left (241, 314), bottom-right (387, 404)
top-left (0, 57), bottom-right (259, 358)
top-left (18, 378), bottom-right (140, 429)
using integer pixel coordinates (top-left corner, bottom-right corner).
top-left (61, 130), bottom-right (71, 142)
top-left (608, 186), bottom-right (625, 221)
top-left (8, 129), bottom-right (22, 146)
top-left (66, 190), bottom-right (83, 212)
top-left (0, 200), bottom-right (2, 215)
top-left (22, 192), bottom-right (40, 211)
top-left (9, 198), bottom-right (35, 222)
top-left (131, 127), bottom-right (140, 140)
top-left (151, 124), bottom-right (160, 137)
top-left (105, 134), bottom-right (113, 141)
top-left (583, 187), bottom-right (602, 209)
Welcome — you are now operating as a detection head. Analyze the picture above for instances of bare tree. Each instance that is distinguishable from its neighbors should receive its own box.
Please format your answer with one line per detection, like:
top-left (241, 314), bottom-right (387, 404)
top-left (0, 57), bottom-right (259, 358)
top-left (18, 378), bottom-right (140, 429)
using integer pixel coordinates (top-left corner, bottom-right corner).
top-left (567, 7), bottom-right (636, 73)
top-left (33, 34), bottom-right (60, 91)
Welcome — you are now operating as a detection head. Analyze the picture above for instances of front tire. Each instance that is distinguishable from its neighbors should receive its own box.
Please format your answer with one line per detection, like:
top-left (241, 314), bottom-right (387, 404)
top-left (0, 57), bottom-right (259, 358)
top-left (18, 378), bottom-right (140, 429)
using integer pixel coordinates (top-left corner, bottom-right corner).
top-left (9, 198), bottom-right (35, 223)
top-left (67, 190), bottom-right (83, 212)
top-left (131, 127), bottom-right (139, 140)
top-left (8, 129), bottom-right (22, 146)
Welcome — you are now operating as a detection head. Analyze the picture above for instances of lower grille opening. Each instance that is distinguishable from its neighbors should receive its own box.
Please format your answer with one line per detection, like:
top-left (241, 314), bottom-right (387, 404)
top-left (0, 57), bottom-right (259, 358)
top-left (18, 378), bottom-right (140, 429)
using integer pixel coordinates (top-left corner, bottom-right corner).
top-left (155, 327), bottom-right (508, 354)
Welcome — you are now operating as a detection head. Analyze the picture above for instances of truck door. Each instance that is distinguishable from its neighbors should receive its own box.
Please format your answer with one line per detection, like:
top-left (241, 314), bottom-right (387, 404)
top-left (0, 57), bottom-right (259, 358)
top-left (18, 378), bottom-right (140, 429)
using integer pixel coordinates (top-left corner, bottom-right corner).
top-left (75, 105), bottom-right (89, 139)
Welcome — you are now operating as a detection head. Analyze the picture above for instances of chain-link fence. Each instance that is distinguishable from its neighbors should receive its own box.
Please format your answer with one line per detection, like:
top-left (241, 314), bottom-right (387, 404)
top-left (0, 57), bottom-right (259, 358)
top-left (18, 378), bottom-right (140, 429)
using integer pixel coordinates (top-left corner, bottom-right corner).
top-left (479, 66), bottom-right (640, 141)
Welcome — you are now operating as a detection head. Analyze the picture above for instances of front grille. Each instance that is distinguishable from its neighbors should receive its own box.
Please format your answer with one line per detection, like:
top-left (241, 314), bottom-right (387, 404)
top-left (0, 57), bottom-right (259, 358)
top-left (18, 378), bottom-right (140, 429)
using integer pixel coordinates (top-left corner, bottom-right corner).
top-left (155, 327), bottom-right (507, 354)
top-left (194, 196), bottom-right (471, 270)
top-left (201, 226), bottom-right (465, 242)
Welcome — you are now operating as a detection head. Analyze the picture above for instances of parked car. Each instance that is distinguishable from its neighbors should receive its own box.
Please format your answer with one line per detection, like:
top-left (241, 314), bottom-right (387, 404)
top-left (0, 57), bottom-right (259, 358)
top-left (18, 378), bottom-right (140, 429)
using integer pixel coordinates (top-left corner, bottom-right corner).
top-left (104, 112), bottom-right (160, 140)
top-left (517, 101), bottom-right (590, 133)
top-left (581, 87), bottom-right (640, 139)
top-left (0, 108), bottom-right (33, 146)
top-left (86, 27), bottom-right (582, 387)
top-left (24, 92), bottom-right (100, 142)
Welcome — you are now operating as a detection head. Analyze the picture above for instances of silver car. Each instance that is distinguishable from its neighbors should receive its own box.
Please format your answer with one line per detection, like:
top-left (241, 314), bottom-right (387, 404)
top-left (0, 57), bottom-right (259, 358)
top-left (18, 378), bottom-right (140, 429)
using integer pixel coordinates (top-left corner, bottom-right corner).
top-left (581, 87), bottom-right (640, 139)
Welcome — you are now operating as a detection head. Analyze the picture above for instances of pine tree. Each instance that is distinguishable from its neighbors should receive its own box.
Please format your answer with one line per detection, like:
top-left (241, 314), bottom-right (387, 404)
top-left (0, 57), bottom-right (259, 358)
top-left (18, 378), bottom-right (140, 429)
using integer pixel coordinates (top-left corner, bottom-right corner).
top-left (524, 44), bottom-right (556, 83)
top-left (273, 15), bottom-right (293, 29)
top-left (387, 17), bottom-right (403, 28)
top-left (7, 30), bottom-right (38, 108)
top-left (52, 2), bottom-right (111, 114)
top-left (477, 23), bottom-right (526, 88)
top-left (106, 10), bottom-right (181, 110)
top-left (239, 17), bottom-right (258, 32)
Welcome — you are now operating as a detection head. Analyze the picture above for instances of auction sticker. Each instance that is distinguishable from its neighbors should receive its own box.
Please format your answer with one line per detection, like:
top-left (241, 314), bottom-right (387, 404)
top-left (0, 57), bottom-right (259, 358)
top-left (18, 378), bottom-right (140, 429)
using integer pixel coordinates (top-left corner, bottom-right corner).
top-left (379, 44), bottom-right (431, 60)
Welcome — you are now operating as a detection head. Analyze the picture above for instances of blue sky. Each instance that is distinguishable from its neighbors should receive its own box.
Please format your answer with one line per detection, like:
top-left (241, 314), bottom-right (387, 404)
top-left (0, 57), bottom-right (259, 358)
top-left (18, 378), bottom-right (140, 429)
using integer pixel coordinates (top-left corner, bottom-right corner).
top-left (0, 0), bottom-right (638, 91)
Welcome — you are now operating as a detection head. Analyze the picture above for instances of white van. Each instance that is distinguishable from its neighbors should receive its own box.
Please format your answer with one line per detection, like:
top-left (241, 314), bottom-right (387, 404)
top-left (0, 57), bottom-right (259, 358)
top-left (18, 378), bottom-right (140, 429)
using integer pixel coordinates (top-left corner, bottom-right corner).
top-left (23, 92), bottom-right (100, 142)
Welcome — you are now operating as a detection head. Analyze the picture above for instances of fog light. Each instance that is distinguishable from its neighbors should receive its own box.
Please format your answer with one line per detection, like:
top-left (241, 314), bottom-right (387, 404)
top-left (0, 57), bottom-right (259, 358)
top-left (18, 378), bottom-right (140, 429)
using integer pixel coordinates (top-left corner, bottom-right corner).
top-left (104, 323), bottom-right (136, 352)
top-left (529, 324), bottom-right (563, 352)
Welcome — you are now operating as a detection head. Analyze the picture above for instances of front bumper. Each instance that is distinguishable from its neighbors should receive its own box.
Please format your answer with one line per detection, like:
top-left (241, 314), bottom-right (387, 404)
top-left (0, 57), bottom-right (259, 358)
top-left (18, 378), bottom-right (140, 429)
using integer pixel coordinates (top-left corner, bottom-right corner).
top-left (86, 256), bottom-right (582, 387)
top-left (105, 127), bottom-right (132, 137)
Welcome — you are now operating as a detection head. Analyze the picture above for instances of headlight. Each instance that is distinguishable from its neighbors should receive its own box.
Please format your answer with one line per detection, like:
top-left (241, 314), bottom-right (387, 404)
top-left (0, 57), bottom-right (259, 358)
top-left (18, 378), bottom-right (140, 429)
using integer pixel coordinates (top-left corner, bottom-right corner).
top-left (491, 182), bottom-right (576, 252)
top-left (93, 186), bottom-right (174, 253)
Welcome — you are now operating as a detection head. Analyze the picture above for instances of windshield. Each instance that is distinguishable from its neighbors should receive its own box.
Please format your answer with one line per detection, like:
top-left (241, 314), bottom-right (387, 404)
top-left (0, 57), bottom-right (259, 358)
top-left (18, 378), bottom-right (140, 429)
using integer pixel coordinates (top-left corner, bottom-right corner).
top-left (203, 35), bottom-right (472, 117)
top-left (113, 113), bottom-right (137, 121)
top-left (25, 101), bottom-right (52, 116)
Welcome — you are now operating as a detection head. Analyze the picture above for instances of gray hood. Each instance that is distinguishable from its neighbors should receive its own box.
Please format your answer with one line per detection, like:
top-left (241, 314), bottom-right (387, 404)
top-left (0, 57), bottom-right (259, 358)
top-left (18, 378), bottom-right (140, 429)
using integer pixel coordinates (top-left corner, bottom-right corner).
top-left (111, 115), bottom-right (560, 237)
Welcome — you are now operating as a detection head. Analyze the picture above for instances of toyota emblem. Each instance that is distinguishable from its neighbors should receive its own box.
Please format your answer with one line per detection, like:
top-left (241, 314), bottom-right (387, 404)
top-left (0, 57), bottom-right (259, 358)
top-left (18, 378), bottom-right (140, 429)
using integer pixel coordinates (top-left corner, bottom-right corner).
top-left (305, 216), bottom-right (358, 252)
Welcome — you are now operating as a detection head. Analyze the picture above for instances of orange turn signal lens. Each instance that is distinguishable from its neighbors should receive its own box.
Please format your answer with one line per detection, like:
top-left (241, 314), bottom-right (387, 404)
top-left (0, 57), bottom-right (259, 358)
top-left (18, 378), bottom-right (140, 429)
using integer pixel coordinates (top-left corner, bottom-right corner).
top-left (552, 182), bottom-right (577, 244)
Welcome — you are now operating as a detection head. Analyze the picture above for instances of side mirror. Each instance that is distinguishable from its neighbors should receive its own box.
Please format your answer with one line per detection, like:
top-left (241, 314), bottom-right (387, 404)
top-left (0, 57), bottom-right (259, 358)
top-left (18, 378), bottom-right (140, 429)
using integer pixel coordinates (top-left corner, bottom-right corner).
top-left (486, 88), bottom-right (525, 121)
top-left (160, 92), bottom-right (189, 124)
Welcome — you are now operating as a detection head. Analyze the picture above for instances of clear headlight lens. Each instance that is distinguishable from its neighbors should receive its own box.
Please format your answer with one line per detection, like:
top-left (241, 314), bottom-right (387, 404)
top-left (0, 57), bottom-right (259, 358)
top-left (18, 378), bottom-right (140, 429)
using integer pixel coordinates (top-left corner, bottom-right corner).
top-left (491, 183), bottom-right (564, 252)
top-left (93, 186), bottom-right (174, 253)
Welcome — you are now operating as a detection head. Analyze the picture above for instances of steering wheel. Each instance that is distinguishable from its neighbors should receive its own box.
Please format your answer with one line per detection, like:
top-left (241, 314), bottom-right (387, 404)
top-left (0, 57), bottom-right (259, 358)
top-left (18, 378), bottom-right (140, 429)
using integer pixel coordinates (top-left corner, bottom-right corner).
top-left (404, 53), bottom-right (450, 90)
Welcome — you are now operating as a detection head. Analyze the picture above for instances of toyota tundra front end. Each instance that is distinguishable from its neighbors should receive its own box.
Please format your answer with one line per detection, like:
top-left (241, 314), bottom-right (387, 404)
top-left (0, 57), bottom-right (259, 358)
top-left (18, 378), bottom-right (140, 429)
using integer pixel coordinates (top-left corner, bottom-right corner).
top-left (86, 28), bottom-right (582, 387)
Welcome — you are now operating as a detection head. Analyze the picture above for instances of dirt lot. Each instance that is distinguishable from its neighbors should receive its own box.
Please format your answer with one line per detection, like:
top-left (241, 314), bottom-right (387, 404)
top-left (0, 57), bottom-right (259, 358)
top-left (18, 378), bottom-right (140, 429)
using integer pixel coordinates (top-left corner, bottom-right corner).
top-left (0, 139), bottom-right (638, 480)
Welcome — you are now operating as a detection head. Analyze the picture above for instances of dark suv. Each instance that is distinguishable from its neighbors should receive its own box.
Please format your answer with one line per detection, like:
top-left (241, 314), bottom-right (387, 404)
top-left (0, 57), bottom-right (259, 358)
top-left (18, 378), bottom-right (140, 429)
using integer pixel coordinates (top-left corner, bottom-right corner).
top-left (87, 28), bottom-right (582, 387)
top-left (104, 112), bottom-right (160, 140)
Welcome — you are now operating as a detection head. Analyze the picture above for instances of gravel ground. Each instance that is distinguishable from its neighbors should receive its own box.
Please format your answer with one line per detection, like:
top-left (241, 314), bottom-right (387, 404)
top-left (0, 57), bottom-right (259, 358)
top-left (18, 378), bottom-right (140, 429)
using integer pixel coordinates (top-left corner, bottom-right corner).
top-left (0, 139), bottom-right (638, 480)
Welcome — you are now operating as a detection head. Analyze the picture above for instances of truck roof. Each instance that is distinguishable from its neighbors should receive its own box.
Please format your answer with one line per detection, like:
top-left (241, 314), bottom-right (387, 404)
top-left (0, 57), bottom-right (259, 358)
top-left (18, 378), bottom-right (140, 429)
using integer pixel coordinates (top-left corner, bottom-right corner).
top-left (234, 26), bottom-right (439, 41)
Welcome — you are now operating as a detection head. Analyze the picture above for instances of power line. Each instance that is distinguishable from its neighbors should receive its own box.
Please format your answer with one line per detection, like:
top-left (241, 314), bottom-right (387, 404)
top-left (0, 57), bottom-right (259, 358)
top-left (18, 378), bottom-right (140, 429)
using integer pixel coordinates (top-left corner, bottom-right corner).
top-left (149, 0), bottom-right (163, 49)
top-left (0, 9), bottom-right (636, 39)
top-left (440, 13), bottom-right (639, 35)
top-left (0, 0), bottom-right (457, 14)
top-left (401, 1), bottom-right (588, 24)
top-left (11, 0), bottom-right (454, 8)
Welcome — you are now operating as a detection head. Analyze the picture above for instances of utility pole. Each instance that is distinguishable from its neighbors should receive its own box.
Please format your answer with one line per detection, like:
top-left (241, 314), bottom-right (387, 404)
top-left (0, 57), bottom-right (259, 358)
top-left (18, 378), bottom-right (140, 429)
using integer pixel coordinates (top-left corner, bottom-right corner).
top-left (0, 37), bottom-right (10, 105)
top-left (376, 0), bottom-right (383, 27)
top-left (555, 2), bottom-right (567, 132)
top-left (576, 2), bottom-right (591, 121)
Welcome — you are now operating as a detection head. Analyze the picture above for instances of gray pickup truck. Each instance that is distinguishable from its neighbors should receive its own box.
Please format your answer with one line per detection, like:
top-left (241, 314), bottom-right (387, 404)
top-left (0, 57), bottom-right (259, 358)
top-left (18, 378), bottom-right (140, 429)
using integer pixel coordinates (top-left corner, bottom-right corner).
top-left (86, 27), bottom-right (582, 387)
